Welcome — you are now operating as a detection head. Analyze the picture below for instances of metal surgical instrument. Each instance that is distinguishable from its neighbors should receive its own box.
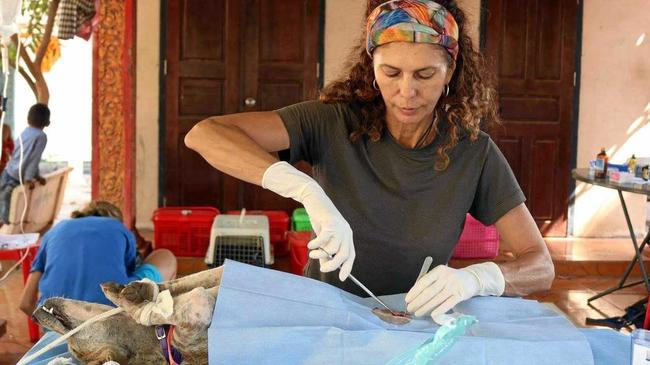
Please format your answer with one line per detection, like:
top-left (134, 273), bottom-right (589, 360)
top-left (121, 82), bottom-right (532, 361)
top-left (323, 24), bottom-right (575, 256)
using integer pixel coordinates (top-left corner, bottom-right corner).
top-left (317, 247), bottom-right (398, 315)
top-left (416, 256), bottom-right (433, 283)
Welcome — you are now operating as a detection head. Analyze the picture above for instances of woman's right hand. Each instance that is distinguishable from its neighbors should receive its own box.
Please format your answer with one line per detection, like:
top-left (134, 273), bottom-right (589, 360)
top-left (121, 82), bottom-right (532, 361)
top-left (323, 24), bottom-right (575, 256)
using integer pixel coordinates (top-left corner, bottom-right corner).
top-left (300, 183), bottom-right (356, 281)
top-left (262, 161), bottom-right (356, 281)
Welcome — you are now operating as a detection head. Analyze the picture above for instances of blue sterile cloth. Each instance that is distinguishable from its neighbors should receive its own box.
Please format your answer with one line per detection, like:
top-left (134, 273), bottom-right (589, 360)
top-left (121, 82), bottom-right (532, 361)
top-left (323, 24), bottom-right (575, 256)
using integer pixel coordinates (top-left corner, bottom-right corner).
top-left (19, 331), bottom-right (82, 365)
top-left (580, 328), bottom-right (631, 365)
top-left (207, 260), bottom-right (603, 365)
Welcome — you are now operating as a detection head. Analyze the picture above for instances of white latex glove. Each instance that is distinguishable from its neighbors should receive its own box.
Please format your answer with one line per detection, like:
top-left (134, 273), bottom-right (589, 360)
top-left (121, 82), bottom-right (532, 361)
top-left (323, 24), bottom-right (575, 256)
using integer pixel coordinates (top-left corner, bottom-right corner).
top-left (262, 161), bottom-right (355, 281)
top-left (405, 262), bottom-right (505, 323)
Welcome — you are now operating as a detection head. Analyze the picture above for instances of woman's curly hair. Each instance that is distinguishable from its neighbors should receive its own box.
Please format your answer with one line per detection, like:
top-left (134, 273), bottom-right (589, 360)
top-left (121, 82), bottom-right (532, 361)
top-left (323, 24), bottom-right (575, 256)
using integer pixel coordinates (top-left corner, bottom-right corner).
top-left (319, 0), bottom-right (500, 170)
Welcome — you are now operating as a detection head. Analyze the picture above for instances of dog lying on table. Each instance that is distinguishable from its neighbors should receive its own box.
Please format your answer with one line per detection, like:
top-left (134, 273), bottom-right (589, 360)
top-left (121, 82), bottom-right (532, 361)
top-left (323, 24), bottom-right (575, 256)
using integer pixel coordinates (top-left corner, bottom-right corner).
top-left (31, 261), bottom-right (610, 365)
top-left (32, 267), bottom-right (224, 365)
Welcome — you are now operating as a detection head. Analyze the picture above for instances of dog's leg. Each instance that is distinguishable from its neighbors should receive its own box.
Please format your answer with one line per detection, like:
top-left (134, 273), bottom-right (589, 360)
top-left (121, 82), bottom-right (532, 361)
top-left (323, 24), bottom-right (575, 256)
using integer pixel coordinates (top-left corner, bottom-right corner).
top-left (102, 283), bottom-right (218, 328)
top-left (105, 267), bottom-right (223, 306)
top-left (171, 286), bottom-right (217, 365)
top-left (159, 266), bottom-right (223, 294)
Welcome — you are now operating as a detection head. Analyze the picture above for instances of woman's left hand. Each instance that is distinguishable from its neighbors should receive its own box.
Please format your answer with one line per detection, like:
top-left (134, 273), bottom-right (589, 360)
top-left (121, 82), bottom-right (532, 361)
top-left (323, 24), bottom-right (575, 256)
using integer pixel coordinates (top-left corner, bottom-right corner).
top-left (405, 262), bottom-right (504, 323)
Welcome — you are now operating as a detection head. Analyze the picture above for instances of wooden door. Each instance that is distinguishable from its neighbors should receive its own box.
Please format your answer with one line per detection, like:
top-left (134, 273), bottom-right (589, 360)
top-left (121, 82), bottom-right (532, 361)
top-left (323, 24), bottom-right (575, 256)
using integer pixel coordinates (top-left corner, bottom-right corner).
top-left (239, 0), bottom-right (320, 211)
top-left (164, 0), bottom-right (321, 211)
top-left (484, 0), bottom-right (577, 236)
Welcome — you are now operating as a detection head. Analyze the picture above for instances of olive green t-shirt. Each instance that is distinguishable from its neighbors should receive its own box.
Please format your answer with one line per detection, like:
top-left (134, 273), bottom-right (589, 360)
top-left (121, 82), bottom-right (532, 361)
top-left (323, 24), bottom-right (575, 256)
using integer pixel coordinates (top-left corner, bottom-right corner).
top-left (276, 100), bottom-right (525, 296)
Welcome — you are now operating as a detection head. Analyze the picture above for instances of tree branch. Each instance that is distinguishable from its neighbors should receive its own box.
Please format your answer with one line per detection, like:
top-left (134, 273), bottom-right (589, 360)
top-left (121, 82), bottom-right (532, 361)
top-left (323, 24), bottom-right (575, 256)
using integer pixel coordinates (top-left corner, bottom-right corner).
top-left (20, 68), bottom-right (38, 97)
top-left (8, 58), bottom-right (38, 97)
top-left (10, 35), bottom-right (39, 79)
top-left (35, 0), bottom-right (61, 67)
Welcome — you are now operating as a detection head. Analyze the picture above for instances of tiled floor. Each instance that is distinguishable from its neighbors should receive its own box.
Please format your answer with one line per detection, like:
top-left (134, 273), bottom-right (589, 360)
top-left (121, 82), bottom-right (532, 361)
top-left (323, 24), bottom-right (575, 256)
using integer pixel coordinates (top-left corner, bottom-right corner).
top-left (526, 238), bottom-right (649, 330)
top-left (1, 237), bottom-right (649, 363)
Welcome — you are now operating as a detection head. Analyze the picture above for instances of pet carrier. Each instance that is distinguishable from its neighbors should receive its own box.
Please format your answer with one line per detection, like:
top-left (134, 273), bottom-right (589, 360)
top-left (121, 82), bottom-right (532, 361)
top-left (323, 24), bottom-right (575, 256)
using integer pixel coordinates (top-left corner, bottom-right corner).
top-left (292, 208), bottom-right (312, 231)
top-left (227, 210), bottom-right (290, 256)
top-left (205, 213), bottom-right (272, 267)
top-left (452, 214), bottom-right (500, 259)
top-left (287, 231), bottom-right (312, 276)
top-left (152, 207), bottom-right (220, 257)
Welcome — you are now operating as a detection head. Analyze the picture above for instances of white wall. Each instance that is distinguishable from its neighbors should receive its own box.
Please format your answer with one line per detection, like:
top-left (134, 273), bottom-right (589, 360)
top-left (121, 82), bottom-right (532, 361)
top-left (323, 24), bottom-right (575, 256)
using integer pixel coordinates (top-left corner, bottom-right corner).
top-left (323, 0), bottom-right (366, 85)
top-left (135, 0), bottom-right (161, 230)
top-left (573, 0), bottom-right (650, 237)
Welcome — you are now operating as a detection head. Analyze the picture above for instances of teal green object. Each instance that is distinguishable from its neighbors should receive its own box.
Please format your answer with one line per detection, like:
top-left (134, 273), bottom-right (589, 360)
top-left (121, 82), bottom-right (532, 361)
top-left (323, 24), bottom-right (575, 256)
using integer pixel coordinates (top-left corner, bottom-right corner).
top-left (292, 208), bottom-right (312, 231)
top-left (386, 315), bottom-right (477, 365)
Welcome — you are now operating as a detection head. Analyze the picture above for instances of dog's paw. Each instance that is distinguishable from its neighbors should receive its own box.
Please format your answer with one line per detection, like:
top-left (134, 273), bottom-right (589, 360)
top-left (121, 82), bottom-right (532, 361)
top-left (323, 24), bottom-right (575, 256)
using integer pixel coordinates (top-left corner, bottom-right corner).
top-left (120, 281), bottom-right (158, 304)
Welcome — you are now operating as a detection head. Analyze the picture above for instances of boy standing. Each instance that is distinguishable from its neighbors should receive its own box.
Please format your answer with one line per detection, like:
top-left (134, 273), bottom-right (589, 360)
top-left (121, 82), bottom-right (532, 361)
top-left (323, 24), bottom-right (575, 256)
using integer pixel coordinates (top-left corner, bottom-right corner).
top-left (0, 103), bottom-right (50, 224)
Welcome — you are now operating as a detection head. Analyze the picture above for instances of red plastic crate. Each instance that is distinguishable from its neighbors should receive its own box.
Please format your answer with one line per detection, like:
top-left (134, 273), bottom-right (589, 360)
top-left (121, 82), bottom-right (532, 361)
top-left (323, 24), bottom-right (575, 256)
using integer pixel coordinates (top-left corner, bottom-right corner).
top-left (288, 231), bottom-right (312, 275)
top-left (153, 207), bottom-right (219, 257)
top-left (228, 210), bottom-right (291, 256)
top-left (452, 214), bottom-right (499, 259)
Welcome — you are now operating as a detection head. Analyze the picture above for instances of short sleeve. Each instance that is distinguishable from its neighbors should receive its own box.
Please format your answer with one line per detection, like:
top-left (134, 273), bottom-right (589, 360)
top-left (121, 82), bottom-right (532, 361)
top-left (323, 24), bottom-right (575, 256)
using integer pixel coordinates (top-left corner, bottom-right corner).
top-left (31, 236), bottom-right (48, 273)
top-left (469, 138), bottom-right (526, 225)
top-left (24, 133), bottom-right (47, 180)
top-left (275, 101), bottom-right (340, 165)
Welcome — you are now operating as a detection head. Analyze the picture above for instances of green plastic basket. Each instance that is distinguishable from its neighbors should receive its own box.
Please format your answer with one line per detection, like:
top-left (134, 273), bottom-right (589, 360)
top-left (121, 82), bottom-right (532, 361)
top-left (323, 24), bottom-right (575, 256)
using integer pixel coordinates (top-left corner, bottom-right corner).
top-left (292, 208), bottom-right (312, 232)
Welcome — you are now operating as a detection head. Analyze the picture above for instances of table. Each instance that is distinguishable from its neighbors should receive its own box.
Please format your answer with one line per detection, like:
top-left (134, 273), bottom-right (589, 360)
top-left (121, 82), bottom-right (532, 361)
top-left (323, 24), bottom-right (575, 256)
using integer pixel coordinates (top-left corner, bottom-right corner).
top-left (19, 328), bottom-right (631, 365)
top-left (0, 244), bottom-right (40, 342)
top-left (572, 168), bottom-right (650, 302)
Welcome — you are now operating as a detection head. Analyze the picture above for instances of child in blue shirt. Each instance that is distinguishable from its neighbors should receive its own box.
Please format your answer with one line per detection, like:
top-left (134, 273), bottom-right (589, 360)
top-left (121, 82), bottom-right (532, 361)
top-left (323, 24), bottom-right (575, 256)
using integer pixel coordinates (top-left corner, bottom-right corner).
top-left (19, 201), bottom-right (177, 314)
top-left (0, 103), bottom-right (50, 224)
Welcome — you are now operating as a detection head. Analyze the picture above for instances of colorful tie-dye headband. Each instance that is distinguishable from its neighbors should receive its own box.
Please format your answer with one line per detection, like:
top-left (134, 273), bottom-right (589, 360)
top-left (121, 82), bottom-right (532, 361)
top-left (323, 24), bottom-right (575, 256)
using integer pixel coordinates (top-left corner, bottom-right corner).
top-left (366, 0), bottom-right (459, 61)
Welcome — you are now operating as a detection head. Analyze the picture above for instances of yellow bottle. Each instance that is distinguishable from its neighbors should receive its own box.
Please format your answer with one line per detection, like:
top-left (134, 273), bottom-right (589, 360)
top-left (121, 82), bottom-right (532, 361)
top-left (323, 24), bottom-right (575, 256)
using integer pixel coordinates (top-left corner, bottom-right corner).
top-left (627, 154), bottom-right (637, 175)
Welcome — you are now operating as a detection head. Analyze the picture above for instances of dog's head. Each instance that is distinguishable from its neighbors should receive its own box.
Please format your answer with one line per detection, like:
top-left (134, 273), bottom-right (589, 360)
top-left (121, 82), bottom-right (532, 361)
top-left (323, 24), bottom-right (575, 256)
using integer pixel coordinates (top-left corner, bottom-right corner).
top-left (32, 297), bottom-right (111, 334)
top-left (33, 297), bottom-right (164, 364)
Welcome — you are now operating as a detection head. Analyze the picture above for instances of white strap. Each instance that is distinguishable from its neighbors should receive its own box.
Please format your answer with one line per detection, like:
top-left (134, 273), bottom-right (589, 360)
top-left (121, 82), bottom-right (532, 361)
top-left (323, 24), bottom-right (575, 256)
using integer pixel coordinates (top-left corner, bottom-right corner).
top-left (138, 289), bottom-right (174, 326)
top-left (17, 307), bottom-right (125, 365)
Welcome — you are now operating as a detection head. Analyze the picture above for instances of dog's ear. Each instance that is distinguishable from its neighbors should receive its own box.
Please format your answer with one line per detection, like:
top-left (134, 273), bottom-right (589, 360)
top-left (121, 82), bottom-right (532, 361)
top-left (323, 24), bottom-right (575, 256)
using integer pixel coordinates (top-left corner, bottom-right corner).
top-left (101, 282), bottom-right (125, 305)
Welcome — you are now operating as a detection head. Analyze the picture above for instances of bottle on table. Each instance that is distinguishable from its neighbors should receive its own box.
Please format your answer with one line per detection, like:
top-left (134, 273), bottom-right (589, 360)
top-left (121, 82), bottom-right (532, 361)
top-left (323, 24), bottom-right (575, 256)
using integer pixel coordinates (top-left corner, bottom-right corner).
top-left (627, 154), bottom-right (637, 175)
top-left (595, 147), bottom-right (608, 179)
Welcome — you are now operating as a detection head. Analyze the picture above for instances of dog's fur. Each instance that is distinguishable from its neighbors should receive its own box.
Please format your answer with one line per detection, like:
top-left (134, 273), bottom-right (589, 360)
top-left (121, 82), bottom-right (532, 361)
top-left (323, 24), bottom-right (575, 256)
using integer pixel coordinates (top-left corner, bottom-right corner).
top-left (32, 267), bottom-right (223, 365)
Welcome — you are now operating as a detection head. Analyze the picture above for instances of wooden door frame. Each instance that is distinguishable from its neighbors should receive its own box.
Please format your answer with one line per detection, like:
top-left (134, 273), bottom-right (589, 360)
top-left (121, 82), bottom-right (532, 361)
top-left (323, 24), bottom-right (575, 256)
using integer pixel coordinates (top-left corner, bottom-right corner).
top-left (157, 0), bottom-right (326, 207)
top-left (479, 0), bottom-right (584, 236)
top-left (158, 0), bottom-right (168, 207)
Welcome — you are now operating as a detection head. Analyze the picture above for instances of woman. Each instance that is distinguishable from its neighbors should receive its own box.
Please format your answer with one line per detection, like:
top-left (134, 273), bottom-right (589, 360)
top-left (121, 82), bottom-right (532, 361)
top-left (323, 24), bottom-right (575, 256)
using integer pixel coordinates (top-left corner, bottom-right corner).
top-left (19, 201), bottom-right (177, 315)
top-left (185, 0), bottom-right (554, 322)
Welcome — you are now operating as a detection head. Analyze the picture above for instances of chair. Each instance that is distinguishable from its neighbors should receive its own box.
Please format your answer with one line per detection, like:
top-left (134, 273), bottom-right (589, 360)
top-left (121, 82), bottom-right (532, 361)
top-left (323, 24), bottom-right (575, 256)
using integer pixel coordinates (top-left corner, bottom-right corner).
top-left (0, 167), bottom-right (73, 234)
top-left (0, 167), bottom-right (72, 342)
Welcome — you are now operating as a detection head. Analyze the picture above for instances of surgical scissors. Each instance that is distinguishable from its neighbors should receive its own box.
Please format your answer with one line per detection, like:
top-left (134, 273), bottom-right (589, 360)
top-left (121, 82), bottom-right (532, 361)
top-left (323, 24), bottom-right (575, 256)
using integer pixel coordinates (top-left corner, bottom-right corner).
top-left (317, 248), bottom-right (397, 315)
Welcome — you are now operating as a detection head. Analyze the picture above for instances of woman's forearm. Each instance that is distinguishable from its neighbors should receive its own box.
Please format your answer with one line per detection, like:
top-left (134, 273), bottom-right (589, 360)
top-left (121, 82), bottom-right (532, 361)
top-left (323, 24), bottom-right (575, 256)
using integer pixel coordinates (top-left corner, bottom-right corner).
top-left (184, 115), bottom-right (283, 186)
top-left (493, 204), bottom-right (555, 297)
top-left (498, 249), bottom-right (554, 296)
